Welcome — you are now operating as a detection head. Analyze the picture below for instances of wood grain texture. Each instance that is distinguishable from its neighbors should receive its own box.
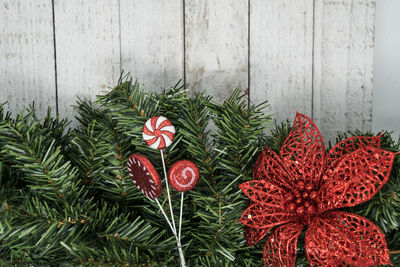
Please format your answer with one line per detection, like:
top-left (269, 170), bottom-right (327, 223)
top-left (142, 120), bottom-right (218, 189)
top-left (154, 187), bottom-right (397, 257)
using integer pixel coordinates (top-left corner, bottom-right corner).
top-left (54, 0), bottom-right (120, 120)
top-left (313, 0), bottom-right (376, 143)
top-left (0, 0), bottom-right (377, 138)
top-left (250, 0), bottom-right (314, 123)
top-left (120, 0), bottom-right (183, 92)
top-left (0, 0), bottom-right (56, 117)
top-left (185, 0), bottom-right (248, 103)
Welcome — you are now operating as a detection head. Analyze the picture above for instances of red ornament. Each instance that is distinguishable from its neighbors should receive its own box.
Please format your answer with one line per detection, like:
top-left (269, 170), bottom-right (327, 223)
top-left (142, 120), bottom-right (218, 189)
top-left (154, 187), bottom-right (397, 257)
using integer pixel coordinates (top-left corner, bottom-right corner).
top-left (127, 154), bottom-right (162, 199)
top-left (168, 160), bottom-right (200, 192)
top-left (142, 116), bottom-right (175, 150)
top-left (239, 112), bottom-right (395, 266)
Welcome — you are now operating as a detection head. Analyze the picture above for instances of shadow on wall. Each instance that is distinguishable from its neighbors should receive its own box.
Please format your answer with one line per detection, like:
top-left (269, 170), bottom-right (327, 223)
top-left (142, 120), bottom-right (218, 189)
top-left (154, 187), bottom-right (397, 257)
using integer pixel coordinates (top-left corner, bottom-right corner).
top-left (373, 0), bottom-right (400, 138)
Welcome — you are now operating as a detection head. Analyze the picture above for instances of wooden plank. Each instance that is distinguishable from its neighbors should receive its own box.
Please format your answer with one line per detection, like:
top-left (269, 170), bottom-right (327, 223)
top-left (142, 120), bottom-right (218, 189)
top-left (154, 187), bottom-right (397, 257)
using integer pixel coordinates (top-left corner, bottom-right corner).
top-left (372, 0), bottom-right (400, 138)
top-left (250, 0), bottom-right (314, 123)
top-left (0, 0), bottom-right (56, 118)
top-left (54, 0), bottom-right (120, 121)
top-left (185, 0), bottom-right (248, 103)
top-left (120, 0), bottom-right (184, 92)
top-left (313, 0), bottom-right (376, 143)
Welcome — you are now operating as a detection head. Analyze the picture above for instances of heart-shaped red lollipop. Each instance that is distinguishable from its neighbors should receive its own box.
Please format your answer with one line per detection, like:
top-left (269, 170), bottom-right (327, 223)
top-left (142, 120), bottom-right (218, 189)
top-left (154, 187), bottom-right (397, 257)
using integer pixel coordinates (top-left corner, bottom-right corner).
top-left (168, 160), bottom-right (200, 192)
top-left (127, 154), bottom-right (162, 199)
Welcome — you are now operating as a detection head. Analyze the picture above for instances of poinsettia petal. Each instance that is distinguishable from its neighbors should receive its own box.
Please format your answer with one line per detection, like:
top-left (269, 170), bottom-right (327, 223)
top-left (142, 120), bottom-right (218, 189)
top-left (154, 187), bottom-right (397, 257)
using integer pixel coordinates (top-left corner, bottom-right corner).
top-left (240, 180), bottom-right (287, 246)
top-left (305, 211), bottom-right (391, 266)
top-left (279, 112), bottom-right (326, 185)
top-left (240, 202), bottom-right (294, 229)
top-left (253, 146), bottom-right (295, 190)
top-left (239, 180), bottom-right (288, 205)
top-left (318, 147), bottom-right (396, 212)
top-left (245, 227), bottom-right (270, 246)
top-left (263, 222), bottom-right (304, 267)
top-left (326, 134), bottom-right (381, 169)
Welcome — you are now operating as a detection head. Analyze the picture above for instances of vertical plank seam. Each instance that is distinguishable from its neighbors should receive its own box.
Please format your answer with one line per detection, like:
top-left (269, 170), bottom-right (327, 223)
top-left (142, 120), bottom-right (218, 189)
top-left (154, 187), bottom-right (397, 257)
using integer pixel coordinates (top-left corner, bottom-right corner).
top-left (183, 0), bottom-right (186, 88)
top-left (311, 0), bottom-right (316, 120)
top-left (345, 0), bottom-right (354, 131)
top-left (51, 0), bottom-right (59, 114)
top-left (368, 0), bottom-right (376, 130)
top-left (247, 0), bottom-right (251, 109)
top-left (118, 0), bottom-right (122, 75)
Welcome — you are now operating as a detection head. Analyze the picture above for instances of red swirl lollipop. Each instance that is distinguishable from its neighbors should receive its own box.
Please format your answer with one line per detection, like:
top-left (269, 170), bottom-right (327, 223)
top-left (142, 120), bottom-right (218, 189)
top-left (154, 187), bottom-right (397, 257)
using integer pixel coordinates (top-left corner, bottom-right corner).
top-left (127, 154), bottom-right (162, 199)
top-left (168, 160), bottom-right (200, 192)
top-left (142, 116), bottom-right (175, 150)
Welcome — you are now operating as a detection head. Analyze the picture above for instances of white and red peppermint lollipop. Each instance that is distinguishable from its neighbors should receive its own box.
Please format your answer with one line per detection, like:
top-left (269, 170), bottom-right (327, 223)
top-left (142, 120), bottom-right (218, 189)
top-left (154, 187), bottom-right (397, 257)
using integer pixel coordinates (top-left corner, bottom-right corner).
top-left (127, 154), bottom-right (162, 199)
top-left (168, 160), bottom-right (200, 192)
top-left (142, 116), bottom-right (175, 150)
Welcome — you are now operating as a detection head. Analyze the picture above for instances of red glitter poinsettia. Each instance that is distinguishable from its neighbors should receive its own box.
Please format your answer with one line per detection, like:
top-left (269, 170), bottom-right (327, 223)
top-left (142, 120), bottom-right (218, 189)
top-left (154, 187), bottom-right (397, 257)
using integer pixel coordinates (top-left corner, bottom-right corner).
top-left (240, 112), bottom-right (396, 266)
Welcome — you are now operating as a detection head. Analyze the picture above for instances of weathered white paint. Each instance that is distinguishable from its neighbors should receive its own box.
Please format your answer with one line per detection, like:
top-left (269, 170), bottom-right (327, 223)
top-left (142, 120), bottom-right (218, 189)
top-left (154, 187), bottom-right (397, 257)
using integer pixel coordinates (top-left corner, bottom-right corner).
top-left (0, 0), bottom-right (56, 118)
top-left (0, 0), bottom-right (378, 141)
top-left (313, 0), bottom-right (376, 143)
top-left (185, 0), bottom-right (248, 103)
top-left (54, 0), bottom-right (120, 121)
top-left (250, 0), bottom-right (314, 123)
top-left (120, 0), bottom-right (184, 92)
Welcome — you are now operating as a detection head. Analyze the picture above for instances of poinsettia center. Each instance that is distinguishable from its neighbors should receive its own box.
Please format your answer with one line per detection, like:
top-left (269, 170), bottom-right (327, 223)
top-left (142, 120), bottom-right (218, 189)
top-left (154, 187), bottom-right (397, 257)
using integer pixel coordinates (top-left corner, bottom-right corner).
top-left (286, 181), bottom-right (318, 222)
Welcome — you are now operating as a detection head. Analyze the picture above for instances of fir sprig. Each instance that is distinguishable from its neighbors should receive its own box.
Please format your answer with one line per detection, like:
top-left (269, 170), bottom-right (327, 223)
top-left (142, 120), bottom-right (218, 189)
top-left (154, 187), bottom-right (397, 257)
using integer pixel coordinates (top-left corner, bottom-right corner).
top-left (1, 74), bottom-right (398, 266)
top-left (186, 89), bottom-right (271, 266)
top-left (1, 107), bottom-right (78, 202)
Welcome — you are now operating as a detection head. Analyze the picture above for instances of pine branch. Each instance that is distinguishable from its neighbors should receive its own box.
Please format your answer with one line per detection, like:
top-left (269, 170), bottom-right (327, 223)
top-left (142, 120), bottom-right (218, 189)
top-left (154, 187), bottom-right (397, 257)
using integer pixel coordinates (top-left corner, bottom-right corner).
top-left (1, 74), bottom-right (398, 266)
top-left (186, 89), bottom-right (271, 265)
top-left (97, 76), bottom-right (159, 160)
top-left (1, 107), bottom-right (79, 202)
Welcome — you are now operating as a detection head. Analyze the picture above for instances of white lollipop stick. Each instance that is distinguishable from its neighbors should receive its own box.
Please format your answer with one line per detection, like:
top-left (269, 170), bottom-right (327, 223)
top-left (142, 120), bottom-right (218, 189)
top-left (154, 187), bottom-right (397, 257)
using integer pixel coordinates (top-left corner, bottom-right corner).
top-left (178, 192), bottom-right (184, 242)
top-left (160, 149), bottom-right (185, 267)
top-left (155, 197), bottom-right (185, 267)
top-left (160, 149), bottom-right (177, 233)
top-left (176, 232), bottom-right (185, 267)
top-left (155, 198), bottom-right (176, 235)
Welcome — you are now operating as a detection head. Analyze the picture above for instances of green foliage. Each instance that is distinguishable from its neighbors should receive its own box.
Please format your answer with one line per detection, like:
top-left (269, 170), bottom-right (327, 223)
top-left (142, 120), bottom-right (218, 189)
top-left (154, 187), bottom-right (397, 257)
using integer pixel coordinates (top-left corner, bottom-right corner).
top-left (0, 74), bottom-right (399, 266)
top-left (0, 75), bottom-right (271, 266)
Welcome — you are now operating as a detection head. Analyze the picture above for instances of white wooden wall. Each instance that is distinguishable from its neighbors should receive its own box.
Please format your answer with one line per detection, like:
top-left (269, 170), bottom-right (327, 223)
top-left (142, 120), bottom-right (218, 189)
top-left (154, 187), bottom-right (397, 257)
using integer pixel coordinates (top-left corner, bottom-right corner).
top-left (0, 0), bottom-right (376, 143)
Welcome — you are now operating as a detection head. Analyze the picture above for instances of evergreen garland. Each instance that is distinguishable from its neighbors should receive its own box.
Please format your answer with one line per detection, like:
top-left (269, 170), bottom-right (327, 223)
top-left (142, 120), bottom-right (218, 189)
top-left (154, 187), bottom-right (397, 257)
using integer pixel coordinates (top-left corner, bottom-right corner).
top-left (0, 74), bottom-right (398, 266)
